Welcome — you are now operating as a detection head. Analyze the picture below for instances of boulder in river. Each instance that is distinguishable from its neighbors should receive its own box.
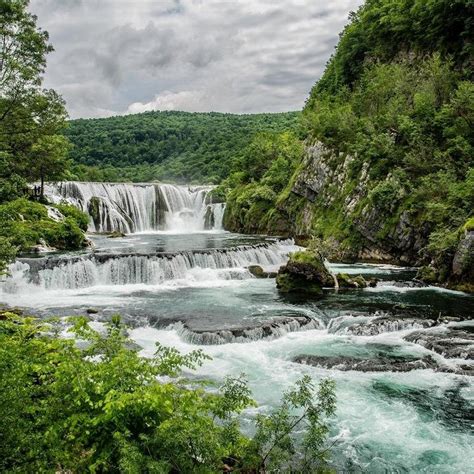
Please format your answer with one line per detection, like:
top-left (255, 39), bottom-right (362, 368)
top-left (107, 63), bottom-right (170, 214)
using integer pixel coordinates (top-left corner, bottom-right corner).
top-left (107, 231), bottom-right (126, 238)
top-left (276, 250), bottom-right (334, 295)
top-left (248, 265), bottom-right (277, 278)
top-left (336, 273), bottom-right (369, 288)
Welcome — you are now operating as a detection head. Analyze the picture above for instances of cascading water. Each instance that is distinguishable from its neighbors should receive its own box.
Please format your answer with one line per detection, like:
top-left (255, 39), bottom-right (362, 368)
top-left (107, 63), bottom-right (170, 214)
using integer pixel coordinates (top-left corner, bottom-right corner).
top-left (2, 240), bottom-right (298, 294)
top-left (44, 181), bottom-right (225, 233)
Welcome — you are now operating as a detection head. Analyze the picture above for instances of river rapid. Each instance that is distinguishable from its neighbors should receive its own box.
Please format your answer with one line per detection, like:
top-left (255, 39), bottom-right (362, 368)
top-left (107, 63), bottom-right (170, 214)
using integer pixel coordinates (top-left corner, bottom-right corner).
top-left (2, 183), bottom-right (473, 473)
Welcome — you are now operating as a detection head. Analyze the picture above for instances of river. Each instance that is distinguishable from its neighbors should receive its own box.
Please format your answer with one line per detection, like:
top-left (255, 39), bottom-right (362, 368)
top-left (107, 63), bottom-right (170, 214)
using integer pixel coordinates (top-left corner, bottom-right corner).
top-left (2, 182), bottom-right (473, 473)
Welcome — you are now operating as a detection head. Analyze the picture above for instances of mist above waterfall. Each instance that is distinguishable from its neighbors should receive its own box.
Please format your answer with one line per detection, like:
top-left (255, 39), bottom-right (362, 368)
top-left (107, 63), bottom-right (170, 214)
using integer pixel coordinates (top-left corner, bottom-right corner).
top-left (44, 182), bottom-right (225, 233)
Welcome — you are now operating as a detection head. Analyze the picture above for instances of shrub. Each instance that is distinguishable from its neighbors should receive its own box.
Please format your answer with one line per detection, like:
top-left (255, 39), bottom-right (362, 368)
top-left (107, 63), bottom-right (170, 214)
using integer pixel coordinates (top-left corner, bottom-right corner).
top-left (0, 315), bottom-right (336, 472)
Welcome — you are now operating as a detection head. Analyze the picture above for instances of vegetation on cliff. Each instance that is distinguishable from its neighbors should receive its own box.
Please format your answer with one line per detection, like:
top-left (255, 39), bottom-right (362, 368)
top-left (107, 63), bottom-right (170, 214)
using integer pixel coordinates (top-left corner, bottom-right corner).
top-left (66, 111), bottom-right (300, 184)
top-left (0, 313), bottom-right (336, 472)
top-left (223, 0), bottom-right (473, 289)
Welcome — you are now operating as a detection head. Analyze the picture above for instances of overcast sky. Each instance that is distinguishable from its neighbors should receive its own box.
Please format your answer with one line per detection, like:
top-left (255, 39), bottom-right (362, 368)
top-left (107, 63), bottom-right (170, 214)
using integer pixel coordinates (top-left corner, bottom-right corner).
top-left (29, 0), bottom-right (363, 119)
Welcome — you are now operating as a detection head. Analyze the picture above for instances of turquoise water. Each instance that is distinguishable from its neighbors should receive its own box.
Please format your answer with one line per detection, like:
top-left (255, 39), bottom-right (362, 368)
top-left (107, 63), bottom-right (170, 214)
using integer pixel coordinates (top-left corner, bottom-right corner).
top-left (3, 231), bottom-right (473, 473)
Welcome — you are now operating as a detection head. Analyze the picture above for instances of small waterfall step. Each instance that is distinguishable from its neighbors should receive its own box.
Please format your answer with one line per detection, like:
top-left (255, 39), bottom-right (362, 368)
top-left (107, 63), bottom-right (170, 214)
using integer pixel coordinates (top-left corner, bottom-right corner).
top-left (4, 240), bottom-right (299, 292)
top-left (170, 315), bottom-right (322, 345)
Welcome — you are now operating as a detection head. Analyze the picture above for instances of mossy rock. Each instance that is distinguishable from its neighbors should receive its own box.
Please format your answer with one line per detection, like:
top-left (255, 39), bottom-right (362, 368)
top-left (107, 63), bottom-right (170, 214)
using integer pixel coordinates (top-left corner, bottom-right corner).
top-left (88, 197), bottom-right (101, 224)
top-left (336, 273), bottom-right (368, 288)
top-left (463, 217), bottom-right (474, 232)
top-left (248, 265), bottom-right (277, 278)
top-left (276, 250), bottom-right (334, 296)
top-left (276, 272), bottom-right (324, 296)
top-left (248, 265), bottom-right (265, 278)
top-left (416, 266), bottom-right (438, 284)
top-left (107, 231), bottom-right (126, 238)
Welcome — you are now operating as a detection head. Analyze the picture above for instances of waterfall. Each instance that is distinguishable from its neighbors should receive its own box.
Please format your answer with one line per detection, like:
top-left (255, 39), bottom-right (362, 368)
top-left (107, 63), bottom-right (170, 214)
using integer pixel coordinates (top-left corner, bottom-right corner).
top-left (2, 240), bottom-right (298, 293)
top-left (44, 182), bottom-right (225, 233)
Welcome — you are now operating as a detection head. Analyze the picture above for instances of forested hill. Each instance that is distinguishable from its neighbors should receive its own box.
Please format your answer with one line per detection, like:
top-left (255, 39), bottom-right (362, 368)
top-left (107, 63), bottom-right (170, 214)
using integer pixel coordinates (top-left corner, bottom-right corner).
top-left (222, 0), bottom-right (473, 290)
top-left (66, 111), bottom-right (300, 184)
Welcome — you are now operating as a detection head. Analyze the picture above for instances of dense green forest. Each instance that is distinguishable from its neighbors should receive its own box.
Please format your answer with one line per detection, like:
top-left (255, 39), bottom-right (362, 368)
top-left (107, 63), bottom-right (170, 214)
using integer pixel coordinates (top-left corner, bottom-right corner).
top-left (222, 0), bottom-right (473, 290)
top-left (66, 111), bottom-right (300, 184)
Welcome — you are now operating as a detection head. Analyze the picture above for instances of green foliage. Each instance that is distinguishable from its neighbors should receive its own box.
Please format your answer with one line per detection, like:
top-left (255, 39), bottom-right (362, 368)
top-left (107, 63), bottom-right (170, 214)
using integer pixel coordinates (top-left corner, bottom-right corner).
top-left (244, 376), bottom-right (336, 472)
top-left (0, 236), bottom-right (17, 274)
top-left (223, 132), bottom-right (303, 234)
top-left (0, 198), bottom-right (87, 251)
top-left (0, 315), bottom-right (336, 472)
top-left (0, 1), bottom-right (71, 201)
top-left (66, 111), bottom-right (301, 184)
top-left (55, 202), bottom-right (89, 231)
top-left (0, 2), bottom-right (85, 254)
top-left (300, 27), bottom-right (473, 275)
top-left (308, 0), bottom-right (472, 98)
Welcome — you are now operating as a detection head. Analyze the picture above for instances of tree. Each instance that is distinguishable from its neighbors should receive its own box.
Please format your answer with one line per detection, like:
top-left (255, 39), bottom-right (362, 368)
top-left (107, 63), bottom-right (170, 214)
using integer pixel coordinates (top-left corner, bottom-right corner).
top-left (0, 0), bottom-right (52, 123)
top-left (29, 134), bottom-right (70, 198)
top-left (0, 0), bottom-right (69, 202)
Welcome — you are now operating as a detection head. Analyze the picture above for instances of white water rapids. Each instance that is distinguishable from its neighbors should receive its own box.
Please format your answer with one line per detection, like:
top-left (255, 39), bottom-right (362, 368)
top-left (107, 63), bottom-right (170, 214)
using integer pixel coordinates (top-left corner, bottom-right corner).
top-left (3, 240), bottom-right (298, 294)
top-left (2, 179), bottom-right (473, 472)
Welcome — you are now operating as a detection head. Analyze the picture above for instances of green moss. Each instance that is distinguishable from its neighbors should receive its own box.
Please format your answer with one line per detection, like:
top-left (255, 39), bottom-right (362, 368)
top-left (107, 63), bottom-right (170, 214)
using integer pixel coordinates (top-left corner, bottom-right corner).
top-left (276, 273), bottom-right (324, 296)
top-left (416, 266), bottom-right (439, 284)
top-left (463, 217), bottom-right (474, 232)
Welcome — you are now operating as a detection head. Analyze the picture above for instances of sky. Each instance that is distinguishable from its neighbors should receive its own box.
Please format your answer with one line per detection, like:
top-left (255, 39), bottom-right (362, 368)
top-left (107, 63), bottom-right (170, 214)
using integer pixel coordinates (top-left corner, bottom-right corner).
top-left (29, 0), bottom-right (363, 119)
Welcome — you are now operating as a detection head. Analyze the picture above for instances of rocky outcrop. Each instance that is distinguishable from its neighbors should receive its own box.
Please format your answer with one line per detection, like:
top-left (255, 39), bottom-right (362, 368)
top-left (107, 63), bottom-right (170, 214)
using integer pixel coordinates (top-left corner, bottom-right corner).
top-left (404, 327), bottom-right (474, 360)
top-left (175, 315), bottom-right (320, 345)
top-left (291, 141), bottom-right (431, 265)
top-left (276, 250), bottom-right (334, 295)
top-left (450, 230), bottom-right (474, 291)
top-left (293, 354), bottom-right (438, 372)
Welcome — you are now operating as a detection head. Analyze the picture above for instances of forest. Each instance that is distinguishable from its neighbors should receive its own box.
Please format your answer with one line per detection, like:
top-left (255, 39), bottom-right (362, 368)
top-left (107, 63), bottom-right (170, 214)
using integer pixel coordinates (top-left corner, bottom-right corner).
top-left (66, 111), bottom-right (300, 184)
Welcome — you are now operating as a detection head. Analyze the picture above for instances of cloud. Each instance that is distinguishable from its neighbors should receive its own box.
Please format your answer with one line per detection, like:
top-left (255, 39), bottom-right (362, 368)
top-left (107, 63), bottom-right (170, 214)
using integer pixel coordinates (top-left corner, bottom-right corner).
top-left (29, 0), bottom-right (363, 118)
top-left (127, 90), bottom-right (208, 114)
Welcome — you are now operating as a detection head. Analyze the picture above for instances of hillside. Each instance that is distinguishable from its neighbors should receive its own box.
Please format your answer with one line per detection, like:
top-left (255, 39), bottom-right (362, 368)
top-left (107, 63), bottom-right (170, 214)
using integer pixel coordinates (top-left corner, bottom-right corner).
top-left (222, 0), bottom-right (473, 290)
top-left (66, 111), bottom-right (300, 184)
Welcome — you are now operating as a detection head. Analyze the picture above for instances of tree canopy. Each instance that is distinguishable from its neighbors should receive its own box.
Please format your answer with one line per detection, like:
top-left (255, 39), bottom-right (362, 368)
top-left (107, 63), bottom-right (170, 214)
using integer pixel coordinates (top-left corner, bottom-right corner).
top-left (66, 110), bottom-right (301, 184)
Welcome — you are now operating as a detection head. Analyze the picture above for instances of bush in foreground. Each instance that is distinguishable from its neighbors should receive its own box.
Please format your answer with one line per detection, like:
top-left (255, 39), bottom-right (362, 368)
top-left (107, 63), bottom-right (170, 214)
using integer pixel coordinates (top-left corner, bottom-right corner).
top-left (0, 314), bottom-right (336, 473)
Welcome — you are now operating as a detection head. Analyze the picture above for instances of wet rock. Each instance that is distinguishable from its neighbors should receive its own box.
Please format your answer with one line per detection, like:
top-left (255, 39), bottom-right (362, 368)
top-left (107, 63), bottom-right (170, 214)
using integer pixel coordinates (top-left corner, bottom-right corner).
top-left (345, 316), bottom-right (435, 336)
top-left (404, 328), bottom-right (474, 360)
top-left (203, 205), bottom-right (215, 230)
top-left (176, 315), bottom-right (320, 345)
top-left (450, 229), bottom-right (474, 292)
top-left (276, 250), bottom-right (333, 296)
top-left (293, 354), bottom-right (438, 372)
top-left (337, 273), bottom-right (368, 288)
top-left (107, 231), bottom-right (126, 238)
top-left (86, 308), bottom-right (99, 314)
top-left (31, 239), bottom-right (57, 253)
top-left (393, 279), bottom-right (429, 288)
top-left (416, 266), bottom-right (439, 284)
top-left (247, 265), bottom-right (276, 279)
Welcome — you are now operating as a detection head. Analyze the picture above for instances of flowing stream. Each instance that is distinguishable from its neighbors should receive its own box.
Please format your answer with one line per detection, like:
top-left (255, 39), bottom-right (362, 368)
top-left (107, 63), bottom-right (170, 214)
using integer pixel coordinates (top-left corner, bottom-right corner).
top-left (2, 182), bottom-right (473, 472)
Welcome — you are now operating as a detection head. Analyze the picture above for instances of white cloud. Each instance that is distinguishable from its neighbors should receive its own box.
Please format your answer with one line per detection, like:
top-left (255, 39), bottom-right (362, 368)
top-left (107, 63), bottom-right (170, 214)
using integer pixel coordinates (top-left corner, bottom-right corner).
top-left (127, 90), bottom-right (208, 114)
top-left (29, 0), bottom-right (363, 118)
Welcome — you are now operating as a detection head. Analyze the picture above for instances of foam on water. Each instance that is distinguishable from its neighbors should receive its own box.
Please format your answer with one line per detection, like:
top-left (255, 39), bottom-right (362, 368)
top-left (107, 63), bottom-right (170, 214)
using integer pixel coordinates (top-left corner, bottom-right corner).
top-left (129, 325), bottom-right (474, 472)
